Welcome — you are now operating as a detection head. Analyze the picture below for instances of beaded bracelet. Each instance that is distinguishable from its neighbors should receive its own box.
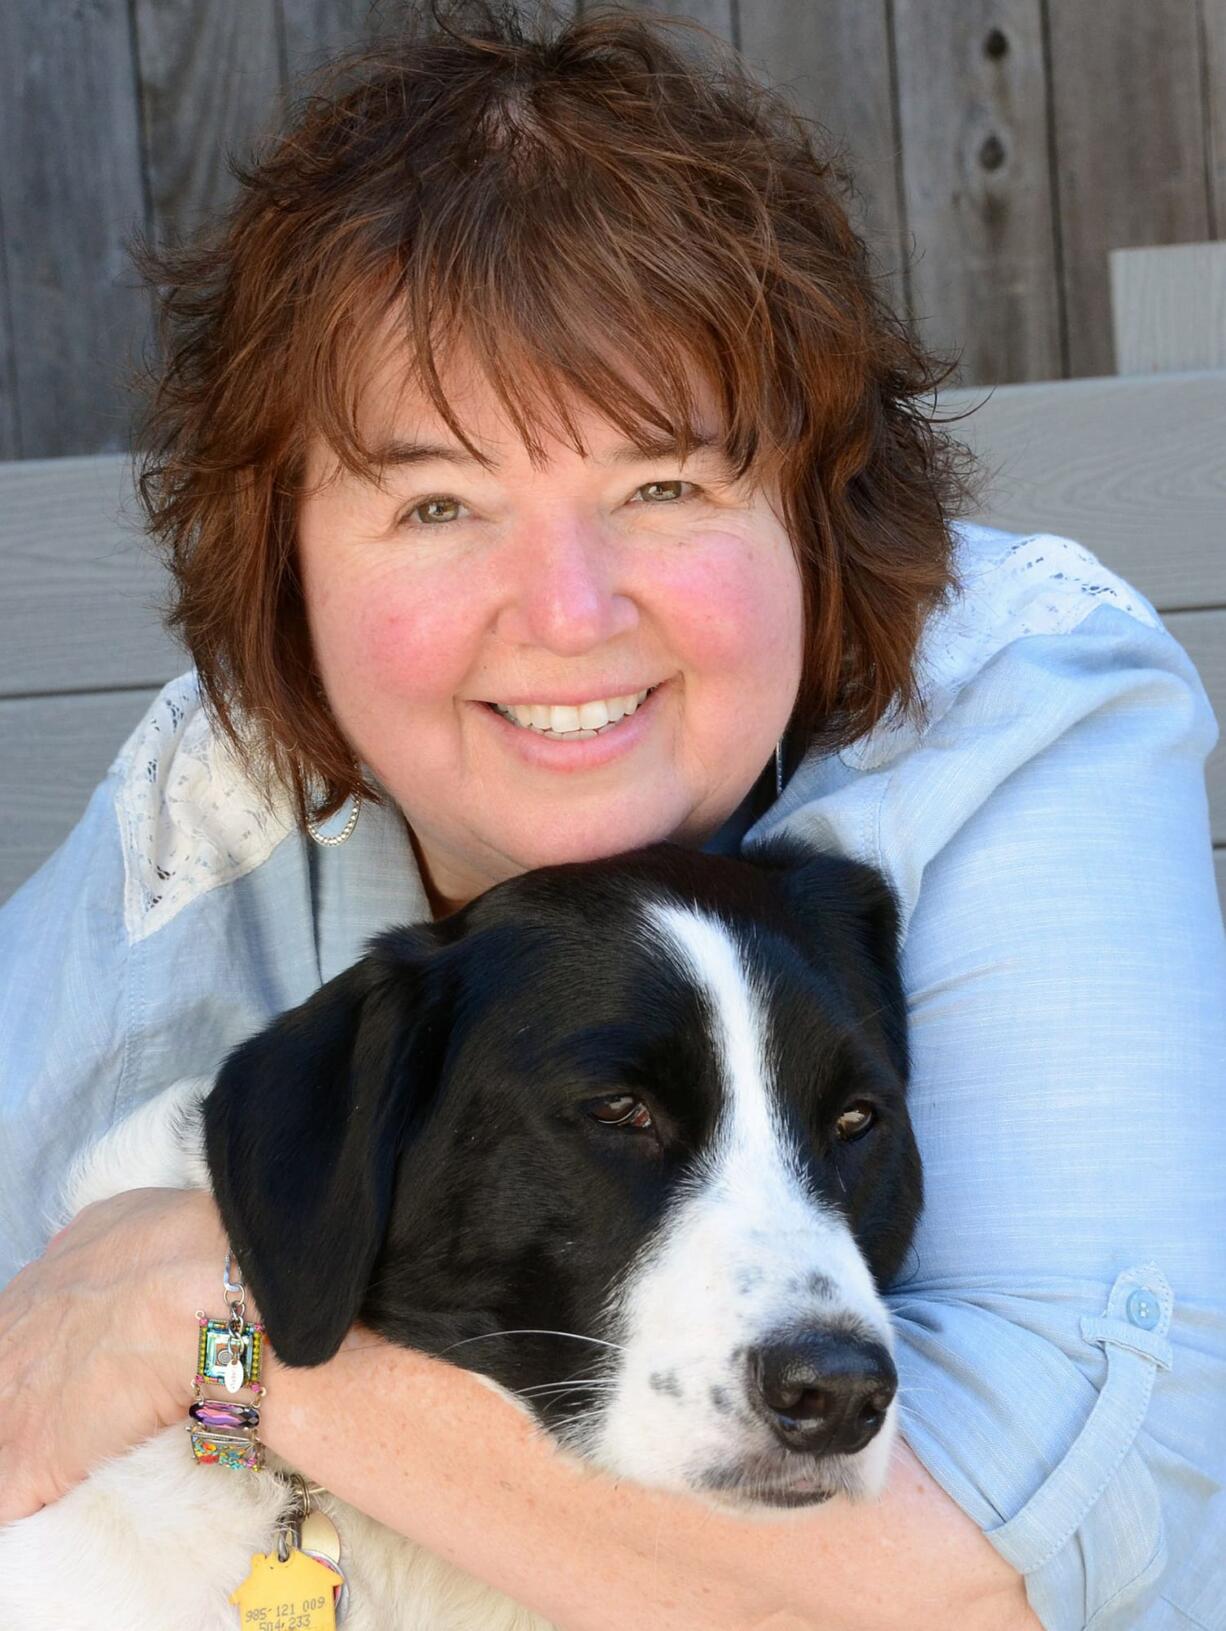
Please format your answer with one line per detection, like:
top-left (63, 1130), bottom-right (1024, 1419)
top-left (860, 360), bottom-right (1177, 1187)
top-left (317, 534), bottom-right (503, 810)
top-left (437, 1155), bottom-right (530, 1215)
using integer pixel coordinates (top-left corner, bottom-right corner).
top-left (187, 1252), bottom-right (268, 1470)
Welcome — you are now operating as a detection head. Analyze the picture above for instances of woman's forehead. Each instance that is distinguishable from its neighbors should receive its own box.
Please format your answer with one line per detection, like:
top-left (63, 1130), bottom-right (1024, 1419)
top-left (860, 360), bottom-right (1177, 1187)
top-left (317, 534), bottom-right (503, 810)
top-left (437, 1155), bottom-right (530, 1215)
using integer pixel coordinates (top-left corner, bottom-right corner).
top-left (337, 324), bottom-right (725, 475)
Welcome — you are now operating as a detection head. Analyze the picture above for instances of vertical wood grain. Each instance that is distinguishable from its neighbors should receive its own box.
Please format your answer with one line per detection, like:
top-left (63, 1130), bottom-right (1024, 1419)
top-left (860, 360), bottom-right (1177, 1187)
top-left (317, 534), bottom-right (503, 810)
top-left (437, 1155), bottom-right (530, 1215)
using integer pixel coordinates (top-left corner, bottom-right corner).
top-left (1110, 242), bottom-right (1226, 372)
top-left (1046, 0), bottom-right (1210, 378)
top-left (0, 195), bottom-right (20, 459)
top-left (1205, 0), bottom-right (1226, 231)
top-left (280, 1), bottom-right (581, 99)
top-left (893, 0), bottom-right (1061, 386)
top-left (0, 0), bottom-right (149, 456)
top-left (590, 0), bottom-right (735, 49)
top-left (279, 0), bottom-right (381, 90)
top-left (737, 2), bottom-right (906, 295)
top-left (133, 0), bottom-right (285, 244)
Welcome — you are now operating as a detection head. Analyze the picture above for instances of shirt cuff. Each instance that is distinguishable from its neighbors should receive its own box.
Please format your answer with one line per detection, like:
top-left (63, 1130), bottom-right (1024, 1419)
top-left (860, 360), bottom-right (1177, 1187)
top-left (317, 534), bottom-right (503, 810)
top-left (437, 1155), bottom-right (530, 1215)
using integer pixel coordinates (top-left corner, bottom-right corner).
top-left (887, 1263), bottom-right (1173, 1630)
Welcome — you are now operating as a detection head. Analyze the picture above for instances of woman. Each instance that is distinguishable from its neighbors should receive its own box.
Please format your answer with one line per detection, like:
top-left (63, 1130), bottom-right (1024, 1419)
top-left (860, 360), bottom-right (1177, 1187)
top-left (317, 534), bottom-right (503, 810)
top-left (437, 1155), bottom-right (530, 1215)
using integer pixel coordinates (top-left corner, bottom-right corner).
top-left (1, 4), bottom-right (1222, 1627)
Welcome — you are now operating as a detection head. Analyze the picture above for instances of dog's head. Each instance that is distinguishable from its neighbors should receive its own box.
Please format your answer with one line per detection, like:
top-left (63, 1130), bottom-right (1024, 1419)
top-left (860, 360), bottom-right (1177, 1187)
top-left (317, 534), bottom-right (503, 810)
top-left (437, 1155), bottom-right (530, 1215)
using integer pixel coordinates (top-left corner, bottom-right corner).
top-left (204, 840), bottom-right (921, 1509)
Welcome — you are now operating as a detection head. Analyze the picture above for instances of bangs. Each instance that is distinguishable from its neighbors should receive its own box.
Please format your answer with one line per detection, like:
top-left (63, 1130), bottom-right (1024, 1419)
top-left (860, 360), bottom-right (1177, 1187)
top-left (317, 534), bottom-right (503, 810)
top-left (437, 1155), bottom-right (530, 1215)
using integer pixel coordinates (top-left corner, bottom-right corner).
top-left (300, 88), bottom-right (810, 492)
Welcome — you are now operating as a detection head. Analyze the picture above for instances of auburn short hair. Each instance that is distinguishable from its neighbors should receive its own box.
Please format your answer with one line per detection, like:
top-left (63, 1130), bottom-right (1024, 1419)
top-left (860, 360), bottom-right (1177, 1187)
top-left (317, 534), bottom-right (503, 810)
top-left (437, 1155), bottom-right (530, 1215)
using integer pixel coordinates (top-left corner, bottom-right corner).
top-left (133, 0), bottom-right (980, 825)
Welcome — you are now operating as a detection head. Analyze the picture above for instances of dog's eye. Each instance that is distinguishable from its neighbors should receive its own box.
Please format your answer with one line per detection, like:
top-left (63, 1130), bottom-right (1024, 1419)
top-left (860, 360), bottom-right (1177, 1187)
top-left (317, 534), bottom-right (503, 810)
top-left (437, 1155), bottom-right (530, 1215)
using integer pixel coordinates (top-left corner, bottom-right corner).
top-left (835, 1103), bottom-right (876, 1142)
top-left (589, 1095), bottom-right (654, 1130)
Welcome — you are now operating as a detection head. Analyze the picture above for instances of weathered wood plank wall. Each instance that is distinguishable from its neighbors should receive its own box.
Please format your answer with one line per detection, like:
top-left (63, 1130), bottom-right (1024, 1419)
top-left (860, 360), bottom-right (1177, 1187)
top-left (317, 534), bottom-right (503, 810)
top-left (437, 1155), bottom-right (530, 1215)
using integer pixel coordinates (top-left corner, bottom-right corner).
top-left (1, 0), bottom-right (1223, 460)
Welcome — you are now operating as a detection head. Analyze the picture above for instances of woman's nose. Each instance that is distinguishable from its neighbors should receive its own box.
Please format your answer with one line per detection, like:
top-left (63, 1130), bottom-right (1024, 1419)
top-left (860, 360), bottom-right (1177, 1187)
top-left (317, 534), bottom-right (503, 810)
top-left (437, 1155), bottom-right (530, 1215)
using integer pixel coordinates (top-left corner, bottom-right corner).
top-left (494, 518), bottom-right (639, 654)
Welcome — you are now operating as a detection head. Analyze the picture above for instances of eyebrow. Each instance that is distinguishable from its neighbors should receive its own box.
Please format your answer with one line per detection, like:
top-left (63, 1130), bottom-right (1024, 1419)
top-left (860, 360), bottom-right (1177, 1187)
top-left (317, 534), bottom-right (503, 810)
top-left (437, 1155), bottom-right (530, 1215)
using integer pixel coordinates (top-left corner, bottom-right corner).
top-left (366, 431), bottom-right (727, 471)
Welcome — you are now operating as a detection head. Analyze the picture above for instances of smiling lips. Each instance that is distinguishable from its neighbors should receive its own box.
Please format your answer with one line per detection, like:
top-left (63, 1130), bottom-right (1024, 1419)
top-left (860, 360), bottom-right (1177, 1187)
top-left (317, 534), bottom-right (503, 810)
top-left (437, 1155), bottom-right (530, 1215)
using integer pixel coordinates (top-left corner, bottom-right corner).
top-left (489, 687), bottom-right (656, 740)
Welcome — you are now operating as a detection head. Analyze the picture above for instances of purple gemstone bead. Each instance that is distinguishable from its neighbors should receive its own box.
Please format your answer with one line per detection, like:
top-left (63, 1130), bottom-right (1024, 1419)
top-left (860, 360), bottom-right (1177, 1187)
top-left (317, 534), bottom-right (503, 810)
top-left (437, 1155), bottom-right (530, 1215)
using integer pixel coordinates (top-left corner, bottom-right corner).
top-left (189, 1398), bottom-right (260, 1431)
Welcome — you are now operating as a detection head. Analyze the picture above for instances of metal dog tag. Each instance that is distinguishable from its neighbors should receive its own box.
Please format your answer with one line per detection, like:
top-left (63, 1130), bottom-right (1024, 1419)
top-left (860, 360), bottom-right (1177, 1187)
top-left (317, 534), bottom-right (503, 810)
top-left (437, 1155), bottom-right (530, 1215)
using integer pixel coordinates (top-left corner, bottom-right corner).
top-left (300, 1508), bottom-right (341, 1558)
top-left (230, 1549), bottom-right (338, 1629)
top-left (302, 1550), bottom-right (349, 1624)
top-left (300, 1506), bottom-right (346, 1623)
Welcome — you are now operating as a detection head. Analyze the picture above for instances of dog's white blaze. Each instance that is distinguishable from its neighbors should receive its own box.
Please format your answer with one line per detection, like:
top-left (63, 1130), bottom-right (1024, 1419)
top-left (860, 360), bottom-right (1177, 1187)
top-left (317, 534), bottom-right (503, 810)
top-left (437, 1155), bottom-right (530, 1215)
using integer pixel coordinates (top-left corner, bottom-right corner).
top-left (581, 901), bottom-right (898, 1503)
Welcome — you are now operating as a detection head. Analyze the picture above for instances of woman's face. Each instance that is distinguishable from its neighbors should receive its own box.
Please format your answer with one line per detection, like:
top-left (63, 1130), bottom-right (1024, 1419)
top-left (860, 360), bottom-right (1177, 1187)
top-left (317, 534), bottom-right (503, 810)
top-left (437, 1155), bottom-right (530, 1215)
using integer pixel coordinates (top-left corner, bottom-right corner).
top-left (297, 345), bottom-right (805, 911)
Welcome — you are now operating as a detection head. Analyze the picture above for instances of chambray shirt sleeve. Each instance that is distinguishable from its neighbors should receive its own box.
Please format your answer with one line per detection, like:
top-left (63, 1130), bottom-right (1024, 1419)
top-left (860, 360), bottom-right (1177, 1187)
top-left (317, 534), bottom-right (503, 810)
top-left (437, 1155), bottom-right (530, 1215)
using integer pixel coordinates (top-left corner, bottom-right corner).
top-left (760, 601), bottom-right (1226, 1630)
top-left (0, 769), bottom-right (133, 1285)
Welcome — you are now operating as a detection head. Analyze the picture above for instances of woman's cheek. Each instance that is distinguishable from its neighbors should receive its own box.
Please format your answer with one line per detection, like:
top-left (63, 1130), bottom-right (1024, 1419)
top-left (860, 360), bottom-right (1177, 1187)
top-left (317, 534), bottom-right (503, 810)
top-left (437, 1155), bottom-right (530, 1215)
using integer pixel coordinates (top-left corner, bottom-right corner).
top-left (347, 579), bottom-right (479, 704)
top-left (655, 530), bottom-right (802, 669)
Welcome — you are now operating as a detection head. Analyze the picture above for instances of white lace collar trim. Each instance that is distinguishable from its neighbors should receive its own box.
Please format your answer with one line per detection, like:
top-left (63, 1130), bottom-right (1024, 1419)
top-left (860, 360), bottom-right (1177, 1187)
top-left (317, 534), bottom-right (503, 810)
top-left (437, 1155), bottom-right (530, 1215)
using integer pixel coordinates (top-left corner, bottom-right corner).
top-left (114, 673), bottom-right (296, 944)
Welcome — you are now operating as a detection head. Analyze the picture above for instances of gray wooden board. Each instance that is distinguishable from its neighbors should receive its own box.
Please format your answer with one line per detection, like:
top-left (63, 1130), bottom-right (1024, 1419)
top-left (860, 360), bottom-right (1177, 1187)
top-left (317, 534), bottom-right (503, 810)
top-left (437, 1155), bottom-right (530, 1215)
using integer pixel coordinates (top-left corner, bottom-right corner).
top-left (280, 0), bottom-right (579, 100)
top-left (1205, 0), bottom-right (1226, 233)
top-left (1046, 0), bottom-right (1212, 379)
top-left (134, 0), bottom-right (285, 245)
top-left (892, 0), bottom-right (1062, 385)
top-left (737, 1), bottom-right (905, 295)
top-left (1110, 243), bottom-right (1226, 374)
top-left (600, 0), bottom-right (734, 50)
top-left (0, 456), bottom-right (182, 697)
top-left (0, 688), bottom-right (159, 907)
top-left (0, 196), bottom-right (18, 461)
top-left (278, 0), bottom-right (383, 88)
top-left (0, 0), bottom-right (150, 457)
top-left (939, 371), bottom-right (1226, 610)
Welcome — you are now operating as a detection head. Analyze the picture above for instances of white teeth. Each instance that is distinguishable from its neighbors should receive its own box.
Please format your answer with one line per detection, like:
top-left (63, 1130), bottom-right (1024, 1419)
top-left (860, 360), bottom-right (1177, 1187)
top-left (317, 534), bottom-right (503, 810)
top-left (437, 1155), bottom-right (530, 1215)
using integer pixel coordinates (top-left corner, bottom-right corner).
top-left (490, 686), bottom-right (657, 737)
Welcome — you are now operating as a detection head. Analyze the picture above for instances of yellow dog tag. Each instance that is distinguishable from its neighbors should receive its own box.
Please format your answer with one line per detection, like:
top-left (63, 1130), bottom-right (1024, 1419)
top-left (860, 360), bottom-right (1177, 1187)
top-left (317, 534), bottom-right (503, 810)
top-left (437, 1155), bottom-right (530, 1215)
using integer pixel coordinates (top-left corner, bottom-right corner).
top-left (230, 1548), bottom-right (341, 1630)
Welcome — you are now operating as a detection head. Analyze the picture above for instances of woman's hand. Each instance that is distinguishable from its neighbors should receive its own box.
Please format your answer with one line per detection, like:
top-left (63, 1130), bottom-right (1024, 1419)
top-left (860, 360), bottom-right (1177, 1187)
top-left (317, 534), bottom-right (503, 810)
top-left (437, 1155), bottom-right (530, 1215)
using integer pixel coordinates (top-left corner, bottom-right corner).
top-left (0, 1186), bottom-right (228, 1523)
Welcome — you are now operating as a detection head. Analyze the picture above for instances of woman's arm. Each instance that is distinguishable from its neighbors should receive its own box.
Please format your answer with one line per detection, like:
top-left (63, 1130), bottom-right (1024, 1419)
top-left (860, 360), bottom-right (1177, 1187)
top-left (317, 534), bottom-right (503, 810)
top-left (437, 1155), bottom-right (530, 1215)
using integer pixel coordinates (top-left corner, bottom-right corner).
top-left (249, 1320), bottom-right (1036, 1631)
top-left (0, 1184), bottom-right (1031, 1629)
top-left (765, 597), bottom-right (1226, 1629)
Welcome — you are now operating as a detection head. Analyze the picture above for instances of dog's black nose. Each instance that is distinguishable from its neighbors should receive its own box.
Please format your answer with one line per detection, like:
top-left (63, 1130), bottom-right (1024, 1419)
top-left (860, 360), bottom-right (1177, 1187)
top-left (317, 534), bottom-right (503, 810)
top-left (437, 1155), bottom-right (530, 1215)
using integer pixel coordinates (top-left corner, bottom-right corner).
top-left (747, 1331), bottom-right (897, 1457)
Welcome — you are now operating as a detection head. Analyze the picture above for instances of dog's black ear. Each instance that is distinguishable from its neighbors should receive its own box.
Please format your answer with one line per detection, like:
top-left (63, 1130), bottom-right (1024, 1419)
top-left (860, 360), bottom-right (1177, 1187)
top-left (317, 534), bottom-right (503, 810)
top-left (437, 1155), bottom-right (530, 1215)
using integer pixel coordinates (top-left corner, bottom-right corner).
top-left (203, 928), bottom-right (448, 1366)
top-left (753, 839), bottom-right (907, 1080)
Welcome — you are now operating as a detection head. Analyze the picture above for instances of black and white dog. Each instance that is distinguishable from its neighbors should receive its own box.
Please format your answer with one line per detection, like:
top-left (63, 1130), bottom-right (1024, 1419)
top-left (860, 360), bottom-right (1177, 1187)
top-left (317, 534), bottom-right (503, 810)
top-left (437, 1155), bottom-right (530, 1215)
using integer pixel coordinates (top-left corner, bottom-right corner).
top-left (1, 840), bottom-right (922, 1630)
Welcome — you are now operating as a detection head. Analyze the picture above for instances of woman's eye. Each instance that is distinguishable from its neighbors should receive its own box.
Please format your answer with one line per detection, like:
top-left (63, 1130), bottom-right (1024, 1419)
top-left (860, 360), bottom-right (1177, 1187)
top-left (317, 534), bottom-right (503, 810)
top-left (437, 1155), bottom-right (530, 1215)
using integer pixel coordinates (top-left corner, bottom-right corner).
top-left (401, 495), bottom-right (465, 526)
top-left (399, 481), bottom-right (698, 527)
top-left (835, 1103), bottom-right (876, 1142)
top-left (589, 1095), bottom-right (654, 1130)
top-left (634, 479), bottom-right (697, 504)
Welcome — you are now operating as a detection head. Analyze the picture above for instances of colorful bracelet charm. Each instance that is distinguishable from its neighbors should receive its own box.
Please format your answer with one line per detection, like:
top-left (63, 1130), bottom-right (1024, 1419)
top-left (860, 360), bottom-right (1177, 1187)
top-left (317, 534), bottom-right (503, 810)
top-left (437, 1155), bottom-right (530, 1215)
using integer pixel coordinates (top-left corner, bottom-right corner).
top-left (188, 1253), bottom-right (268, 1470)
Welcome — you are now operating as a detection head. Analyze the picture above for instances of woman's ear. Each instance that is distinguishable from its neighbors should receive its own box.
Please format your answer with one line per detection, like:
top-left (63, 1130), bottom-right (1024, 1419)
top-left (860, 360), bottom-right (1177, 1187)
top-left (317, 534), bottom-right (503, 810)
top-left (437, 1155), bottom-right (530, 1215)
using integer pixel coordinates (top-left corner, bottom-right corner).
top-left (203, 927), bottom-right (449, 1366)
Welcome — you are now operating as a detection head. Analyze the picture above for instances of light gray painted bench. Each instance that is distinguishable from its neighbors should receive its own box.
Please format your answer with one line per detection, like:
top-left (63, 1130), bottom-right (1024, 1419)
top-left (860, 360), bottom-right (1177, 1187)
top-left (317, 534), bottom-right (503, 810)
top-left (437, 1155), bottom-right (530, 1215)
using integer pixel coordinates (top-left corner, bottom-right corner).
top-left (2, 241), bottom-right (1223, 911)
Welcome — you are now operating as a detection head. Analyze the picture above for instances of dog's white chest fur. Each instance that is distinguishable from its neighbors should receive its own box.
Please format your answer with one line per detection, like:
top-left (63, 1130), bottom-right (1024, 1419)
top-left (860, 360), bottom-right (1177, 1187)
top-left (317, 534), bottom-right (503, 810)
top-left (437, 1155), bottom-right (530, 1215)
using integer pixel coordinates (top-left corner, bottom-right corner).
top-left (1, 1436), bottom-right (550, 1630)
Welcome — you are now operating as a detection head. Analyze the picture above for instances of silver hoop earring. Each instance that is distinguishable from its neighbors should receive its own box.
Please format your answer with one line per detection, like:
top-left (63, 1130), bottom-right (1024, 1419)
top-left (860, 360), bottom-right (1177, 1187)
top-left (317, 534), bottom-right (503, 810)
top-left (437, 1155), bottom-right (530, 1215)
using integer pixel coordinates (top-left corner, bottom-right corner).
top-left (774, 738), bottom-right (785, 800)
top-left (305, 792), bottom-right (361, 848)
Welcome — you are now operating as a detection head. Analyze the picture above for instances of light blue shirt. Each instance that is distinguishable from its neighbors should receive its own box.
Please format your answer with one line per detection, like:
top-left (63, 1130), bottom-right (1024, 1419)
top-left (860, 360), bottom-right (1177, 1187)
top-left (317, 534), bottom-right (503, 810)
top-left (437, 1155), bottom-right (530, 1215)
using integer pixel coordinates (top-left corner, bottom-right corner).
top-left (2, 521), bottom-right (1223, 1630)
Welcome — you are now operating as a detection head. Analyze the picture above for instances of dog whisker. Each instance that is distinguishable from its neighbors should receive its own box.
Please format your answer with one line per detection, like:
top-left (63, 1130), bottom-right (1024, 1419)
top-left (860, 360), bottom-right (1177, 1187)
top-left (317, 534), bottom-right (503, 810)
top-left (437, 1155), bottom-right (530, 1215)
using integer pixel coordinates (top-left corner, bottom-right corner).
top-left (518, 1382), bottom-right (618, 1400)
top-left (434, 1328), bottom-right (627, 1359)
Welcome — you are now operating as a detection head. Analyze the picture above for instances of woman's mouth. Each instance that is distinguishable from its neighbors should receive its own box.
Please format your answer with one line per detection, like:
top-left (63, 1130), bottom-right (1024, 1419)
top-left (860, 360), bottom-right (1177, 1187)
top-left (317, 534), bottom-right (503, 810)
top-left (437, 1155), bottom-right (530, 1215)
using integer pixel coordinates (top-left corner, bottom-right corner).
top-left (485, 686), bottom-right (658, 741)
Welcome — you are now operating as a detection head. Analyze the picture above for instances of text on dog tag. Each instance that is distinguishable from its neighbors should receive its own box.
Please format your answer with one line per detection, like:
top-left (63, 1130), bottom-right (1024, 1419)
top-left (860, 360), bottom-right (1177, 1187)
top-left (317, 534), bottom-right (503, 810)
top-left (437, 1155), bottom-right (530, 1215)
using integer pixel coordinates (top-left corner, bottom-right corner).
top-left (230, 1548), bottom-right (340, 1630)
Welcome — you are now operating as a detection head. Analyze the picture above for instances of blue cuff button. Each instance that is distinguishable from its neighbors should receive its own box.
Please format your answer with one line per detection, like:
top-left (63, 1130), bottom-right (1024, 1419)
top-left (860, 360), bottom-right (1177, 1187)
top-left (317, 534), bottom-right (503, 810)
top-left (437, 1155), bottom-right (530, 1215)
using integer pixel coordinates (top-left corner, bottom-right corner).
top-left (1126, 1288), bottom-right (1161, 1329)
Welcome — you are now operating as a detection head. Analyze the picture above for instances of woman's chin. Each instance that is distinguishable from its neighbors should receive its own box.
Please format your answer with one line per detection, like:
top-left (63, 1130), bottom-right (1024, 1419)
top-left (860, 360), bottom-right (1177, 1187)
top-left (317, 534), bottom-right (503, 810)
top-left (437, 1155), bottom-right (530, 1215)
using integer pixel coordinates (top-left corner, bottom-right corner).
top-left (497, 802), bottom-right (696, 871)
